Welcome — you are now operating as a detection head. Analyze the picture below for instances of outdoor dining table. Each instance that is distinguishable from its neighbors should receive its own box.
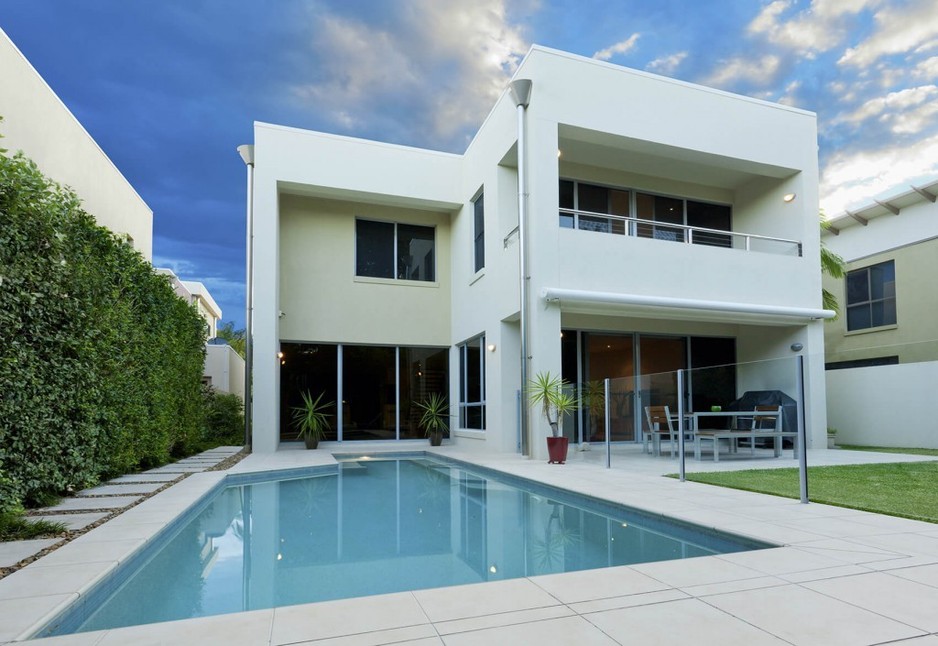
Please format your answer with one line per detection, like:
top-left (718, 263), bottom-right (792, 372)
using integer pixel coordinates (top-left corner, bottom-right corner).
top-left (690, 410), bottom-right (797, 462)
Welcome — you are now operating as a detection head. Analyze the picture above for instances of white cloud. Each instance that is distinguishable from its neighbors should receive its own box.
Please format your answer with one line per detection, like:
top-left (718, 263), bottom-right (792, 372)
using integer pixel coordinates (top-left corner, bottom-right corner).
top-left (835, 85), bottom-right (938, 132)
top-left (593, 33), bottom-right (641, 61)
top-left (702, 55), bottom-right (781, 88)
top-left (913, 55), bottom-right (938, 79)
top-left (820, 132), bottom-right (938, 215)
top-left (748, 0), bottom-right (882, 56)
top-left (289, 0), bottom-right (528, 149)
top-left (839, 0), bottom-right (938, 67)
top-left (646, 51), bottom-right (687, 75)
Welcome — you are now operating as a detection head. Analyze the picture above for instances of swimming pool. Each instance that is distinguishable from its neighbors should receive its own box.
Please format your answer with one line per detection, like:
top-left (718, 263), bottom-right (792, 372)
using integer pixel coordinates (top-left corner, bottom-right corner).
top-left (41, 454), bottom-right (771, 636)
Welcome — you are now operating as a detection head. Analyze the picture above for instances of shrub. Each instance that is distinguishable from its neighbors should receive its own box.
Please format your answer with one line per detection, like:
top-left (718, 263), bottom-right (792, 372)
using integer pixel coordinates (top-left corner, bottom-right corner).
top-left (201, 386), bottom-right (244, 446)
top-left (0, 150), bottom-right (206, 508)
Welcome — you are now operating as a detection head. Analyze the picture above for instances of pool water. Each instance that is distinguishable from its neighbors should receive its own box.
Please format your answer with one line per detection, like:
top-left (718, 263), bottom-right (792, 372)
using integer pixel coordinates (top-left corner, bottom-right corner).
top-left (47, 456), bottom-right (769, 635)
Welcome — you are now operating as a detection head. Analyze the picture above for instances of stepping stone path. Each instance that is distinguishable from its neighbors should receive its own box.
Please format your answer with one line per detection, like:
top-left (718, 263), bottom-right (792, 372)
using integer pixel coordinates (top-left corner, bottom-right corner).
top-left (4, 446), bottom-right (243, 572)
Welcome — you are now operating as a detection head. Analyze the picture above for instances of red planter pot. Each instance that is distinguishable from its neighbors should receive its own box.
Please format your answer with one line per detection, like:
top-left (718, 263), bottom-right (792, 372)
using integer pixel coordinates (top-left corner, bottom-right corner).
top-left (547, 437), bottom-right (569, 464)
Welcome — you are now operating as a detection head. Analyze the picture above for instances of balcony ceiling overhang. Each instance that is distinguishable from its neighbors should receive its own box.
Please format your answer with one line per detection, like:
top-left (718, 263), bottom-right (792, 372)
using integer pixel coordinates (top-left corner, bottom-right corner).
top-left (542, 287), bottom-right (835, 327)
top-left (558, 125), bottom-right (798, 190)
top-left (821, 176), bottom-right (938, 237)
top-left (277, 181), bottom-right (461, 213)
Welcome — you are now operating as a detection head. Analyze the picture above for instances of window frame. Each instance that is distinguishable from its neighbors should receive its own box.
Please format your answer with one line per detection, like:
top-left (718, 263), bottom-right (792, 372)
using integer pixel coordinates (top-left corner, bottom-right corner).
top-left (354, 217), bottom-right (436, 283)
top-left (472, 190), bottom-right (485, 274)
top-left (458, 334), bottom-right (486, 430)
top-left (845, 260), bottom-right (897, 332)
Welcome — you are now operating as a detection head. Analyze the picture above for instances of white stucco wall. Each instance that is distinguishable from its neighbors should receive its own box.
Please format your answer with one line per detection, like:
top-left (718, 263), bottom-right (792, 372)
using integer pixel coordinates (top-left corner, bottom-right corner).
top-left (205, 344), bottom-right (246, 400)
top-left (0, 28), bottom-right (153, 259)
top-left (826, 362), bottom-right (938, 449)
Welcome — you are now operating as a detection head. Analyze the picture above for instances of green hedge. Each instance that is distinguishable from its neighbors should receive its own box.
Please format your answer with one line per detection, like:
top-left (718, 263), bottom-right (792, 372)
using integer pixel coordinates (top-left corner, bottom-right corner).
top-left (0, 150), bottom-right (206, 510)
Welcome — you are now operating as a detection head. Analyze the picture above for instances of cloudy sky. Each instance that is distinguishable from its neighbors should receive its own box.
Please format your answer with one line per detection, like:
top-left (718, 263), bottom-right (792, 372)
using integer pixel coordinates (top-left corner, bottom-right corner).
top-left (3, 0), bottom-right (937, 328)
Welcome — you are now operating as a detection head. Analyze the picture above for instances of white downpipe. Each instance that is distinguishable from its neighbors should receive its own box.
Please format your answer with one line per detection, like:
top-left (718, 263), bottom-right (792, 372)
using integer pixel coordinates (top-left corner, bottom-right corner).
top-left (237, 144), bottom-right (255, 449)
top-left (510, 79), bottom-right (532, 456)
top-left (541, 287), bottom-right (836, 321)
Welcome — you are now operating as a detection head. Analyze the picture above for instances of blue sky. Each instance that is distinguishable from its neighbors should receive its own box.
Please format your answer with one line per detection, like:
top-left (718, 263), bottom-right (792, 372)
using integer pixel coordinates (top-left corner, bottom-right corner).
top-left (3, 0), bottom-right (938, 329)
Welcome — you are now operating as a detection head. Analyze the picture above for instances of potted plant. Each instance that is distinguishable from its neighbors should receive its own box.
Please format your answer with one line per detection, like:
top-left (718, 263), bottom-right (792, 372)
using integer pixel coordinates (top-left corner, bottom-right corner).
top-left (415, 392), bottom-right (449, 447)
top-left (827, 427), bottom-right (837, 449)
top-left (528, 371), bottom-right (578, 464)
top-left (291, 390), bottom-right (332, 449)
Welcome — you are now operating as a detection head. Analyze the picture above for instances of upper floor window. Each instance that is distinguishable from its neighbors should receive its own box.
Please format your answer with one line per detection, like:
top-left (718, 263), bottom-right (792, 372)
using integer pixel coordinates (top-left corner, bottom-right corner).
top-left (846, 260), bottom-right (896, 331)
top-left (473, 192), bottom-right (485, 273)
top-left (356, 219), bottom-right (435, 282)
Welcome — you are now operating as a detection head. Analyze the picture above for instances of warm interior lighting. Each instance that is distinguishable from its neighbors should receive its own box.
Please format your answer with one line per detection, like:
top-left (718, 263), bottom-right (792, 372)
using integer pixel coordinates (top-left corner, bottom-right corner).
top-left (277, 351), bottom-right (284, 359)
top-left (783, 193), bottom-right (796, 203)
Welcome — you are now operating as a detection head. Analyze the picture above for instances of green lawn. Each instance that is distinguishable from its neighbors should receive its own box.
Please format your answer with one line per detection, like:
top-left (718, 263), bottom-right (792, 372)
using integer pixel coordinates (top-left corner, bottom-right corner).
top-left (837, 445), bottom-right (938, 457)
top-left (679, 461), bottom-right (938, 523)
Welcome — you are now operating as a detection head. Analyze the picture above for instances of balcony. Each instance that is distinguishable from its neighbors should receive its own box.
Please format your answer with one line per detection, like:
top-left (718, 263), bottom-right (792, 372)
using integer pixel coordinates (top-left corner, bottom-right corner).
top-left (559, 207), bottom-right (802, 257)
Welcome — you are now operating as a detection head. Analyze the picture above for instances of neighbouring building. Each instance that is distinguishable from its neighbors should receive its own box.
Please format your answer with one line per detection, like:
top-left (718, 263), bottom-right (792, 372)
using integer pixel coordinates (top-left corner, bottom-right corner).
top-left (157, 268), bottom-right (245, 399)
top-left (245, 45), bottom-right (830, 456)
top-left (0, 27), bottom-right (153, 259)
top-left (822, 177), bottom-right (938, 448)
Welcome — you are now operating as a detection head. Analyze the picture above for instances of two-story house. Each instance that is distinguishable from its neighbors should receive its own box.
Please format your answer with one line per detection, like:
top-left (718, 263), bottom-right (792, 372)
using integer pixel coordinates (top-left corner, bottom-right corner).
top-left (822, 177), bottom-right (938, 448)
top-left (245, 46), bottom-right (831, 457)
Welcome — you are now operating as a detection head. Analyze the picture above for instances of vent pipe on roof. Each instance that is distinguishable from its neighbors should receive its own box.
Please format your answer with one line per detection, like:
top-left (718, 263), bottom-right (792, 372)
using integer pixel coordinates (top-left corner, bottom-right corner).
top-left (510, 79), bottom-right (532, 457)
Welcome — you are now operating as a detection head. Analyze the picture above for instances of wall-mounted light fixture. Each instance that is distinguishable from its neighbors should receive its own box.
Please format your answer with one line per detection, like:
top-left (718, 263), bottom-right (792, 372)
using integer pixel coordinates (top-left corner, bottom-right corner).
top-left (790, 342), bottom-right (804, 352)
top-left (783, 193), bottom-right (797, 203)
top-left (487, 344), bottom-right (497, 352)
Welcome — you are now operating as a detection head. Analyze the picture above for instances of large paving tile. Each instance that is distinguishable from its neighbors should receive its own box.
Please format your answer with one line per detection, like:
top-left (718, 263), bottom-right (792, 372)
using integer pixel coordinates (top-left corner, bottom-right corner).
top-left (0, 538), bottom-right (61, 568)
top-left (271, 593), bottom-right (429, 644)
top-left (530, 565), bottom-right (668, 604)
top-left (777, 516), bottom-right (899, 538)
top-left (435, 606), bottom-right (572, 636)
top-left (97, 608), bottom-right (274, 646)
top-left (587, 597), bottom-right (788, 645)
top-left (793, 538), bottom-right (906, 565)
top-left (45, 496), bottom-right (141, 512)
top-left (704, 583), bottom-right (925, 645)
top-left (804, 571), bottom-right (938, 632)
top-left (857, 532), bottom-right (938, 558)
top-left (887, 562), bottom-right (938, 587)
top-left (30, 512), bottom-right (109, 530)
top-left (109, 474), bottom-right (179, 483)
top-left (0, 562), bottom-right (113, 600)
top-left (16, 630), bottom-right (107, 645)
top-left (569, 588), bottom-right (687, 614)
top-left (0, 593), bottom-right (77, 642)
top-left (630, 554), bottom-right (765, 589)
top-left (78, 483), bottom-right (164, 496)
top-left (290, 624), bottom-right (439, 646)
top-left (441, 615), bottom-right (617, 646)
top-left (413, 578), bottom-right (560, 623)
top-left (34, 537), bottom-right (145, 567)
top-left (715, 546), bottom-right (846, 576)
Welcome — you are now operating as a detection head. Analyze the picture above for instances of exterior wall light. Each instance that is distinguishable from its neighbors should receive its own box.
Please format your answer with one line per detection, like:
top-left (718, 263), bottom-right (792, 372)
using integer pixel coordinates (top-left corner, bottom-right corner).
top-left (790, 342), bottom-right (804, 352)
top-left (487, 344), bottom-right (497, 352)
top-left (783, 193), bottom-right (797, 203)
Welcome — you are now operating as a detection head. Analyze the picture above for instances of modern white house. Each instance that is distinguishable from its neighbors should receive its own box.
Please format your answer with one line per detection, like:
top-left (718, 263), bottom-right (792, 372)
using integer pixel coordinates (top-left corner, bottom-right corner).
top-left (0, 27), bottom-right (153, 260)
top-left (822, 177), bottom-right (938, 448)
top-left (245, 45), bottom-right (831, 457)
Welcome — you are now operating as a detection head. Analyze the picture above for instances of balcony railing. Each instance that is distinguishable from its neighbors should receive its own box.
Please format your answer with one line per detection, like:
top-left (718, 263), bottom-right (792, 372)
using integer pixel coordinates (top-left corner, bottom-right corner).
top-left (559, 208), bottom-right (802, 257)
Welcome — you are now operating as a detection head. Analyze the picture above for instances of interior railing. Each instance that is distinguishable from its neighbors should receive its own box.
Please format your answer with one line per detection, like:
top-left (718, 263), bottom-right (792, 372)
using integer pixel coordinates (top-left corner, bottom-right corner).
top-left (559, 207), bottom-right (803, 257)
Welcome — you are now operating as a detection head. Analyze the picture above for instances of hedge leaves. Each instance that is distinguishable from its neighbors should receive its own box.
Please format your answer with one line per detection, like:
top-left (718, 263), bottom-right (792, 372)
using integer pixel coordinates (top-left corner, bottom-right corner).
top-left (0, 151), bottom-right (206, 510)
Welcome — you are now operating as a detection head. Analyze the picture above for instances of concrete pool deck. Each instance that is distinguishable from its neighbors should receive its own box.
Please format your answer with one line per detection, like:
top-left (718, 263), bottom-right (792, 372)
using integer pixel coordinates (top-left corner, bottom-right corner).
top-left (2, 444), bottom-right (937, 645)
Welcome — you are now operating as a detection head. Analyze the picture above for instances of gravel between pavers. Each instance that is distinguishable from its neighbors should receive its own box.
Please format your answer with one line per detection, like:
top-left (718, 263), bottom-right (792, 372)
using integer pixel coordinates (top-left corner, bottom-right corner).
top-left (0, 447), bottom-right (249, 580)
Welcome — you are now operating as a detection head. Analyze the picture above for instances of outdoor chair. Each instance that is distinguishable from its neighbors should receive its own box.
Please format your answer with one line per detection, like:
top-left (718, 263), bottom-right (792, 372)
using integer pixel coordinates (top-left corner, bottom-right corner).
top-left (644, 405), bottom-right (679, 457)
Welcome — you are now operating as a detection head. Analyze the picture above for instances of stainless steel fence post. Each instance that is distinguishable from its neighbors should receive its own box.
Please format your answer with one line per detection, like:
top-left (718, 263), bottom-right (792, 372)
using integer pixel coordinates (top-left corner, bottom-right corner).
top-left (604, 378), bottom-right (611, 469)
top-left (677, 369), bottom-right (686, 482)
top-left (796, 355), bottom-right (809, 503)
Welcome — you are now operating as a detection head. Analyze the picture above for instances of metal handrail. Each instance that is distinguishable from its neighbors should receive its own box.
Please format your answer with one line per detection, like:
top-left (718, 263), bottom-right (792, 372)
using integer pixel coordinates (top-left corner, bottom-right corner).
top-left (559, 207), bottom-right (802, 256)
